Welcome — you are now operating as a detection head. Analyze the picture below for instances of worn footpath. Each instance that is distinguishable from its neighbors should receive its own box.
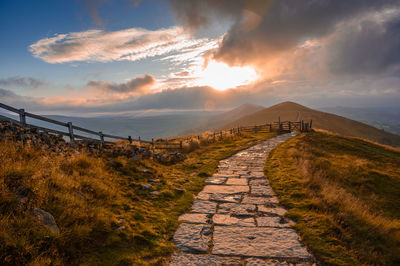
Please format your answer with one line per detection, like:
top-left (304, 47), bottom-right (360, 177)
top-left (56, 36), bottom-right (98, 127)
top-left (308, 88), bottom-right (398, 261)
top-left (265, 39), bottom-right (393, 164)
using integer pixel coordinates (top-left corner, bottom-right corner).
top-left (169, 132), bottom-right (316, 265)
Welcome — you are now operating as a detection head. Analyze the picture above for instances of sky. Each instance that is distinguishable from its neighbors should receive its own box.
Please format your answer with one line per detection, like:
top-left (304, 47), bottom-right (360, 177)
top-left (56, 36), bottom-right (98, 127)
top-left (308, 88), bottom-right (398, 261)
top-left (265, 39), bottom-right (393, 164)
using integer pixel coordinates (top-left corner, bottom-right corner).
top-left (1, 0), bottom-right (400, 116)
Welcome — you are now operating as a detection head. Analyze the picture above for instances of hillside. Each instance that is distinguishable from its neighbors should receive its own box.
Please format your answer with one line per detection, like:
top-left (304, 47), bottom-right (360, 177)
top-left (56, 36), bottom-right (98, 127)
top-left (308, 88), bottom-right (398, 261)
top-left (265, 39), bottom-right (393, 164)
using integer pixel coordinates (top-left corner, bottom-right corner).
top-left (181, 103), bottom-right (264, 135)
top-left (265, 131), bottom-right (400, 265)
top-left (222, 101), bottom-right (400, 147)
top-left (0, 121), bottom-right (276, 265)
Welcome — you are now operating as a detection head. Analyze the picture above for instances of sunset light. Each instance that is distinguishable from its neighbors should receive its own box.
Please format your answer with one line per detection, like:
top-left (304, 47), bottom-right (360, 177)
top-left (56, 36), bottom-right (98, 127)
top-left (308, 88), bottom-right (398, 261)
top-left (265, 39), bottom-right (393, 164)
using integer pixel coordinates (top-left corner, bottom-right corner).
top-left (194, 61), bottom-right (258, 91)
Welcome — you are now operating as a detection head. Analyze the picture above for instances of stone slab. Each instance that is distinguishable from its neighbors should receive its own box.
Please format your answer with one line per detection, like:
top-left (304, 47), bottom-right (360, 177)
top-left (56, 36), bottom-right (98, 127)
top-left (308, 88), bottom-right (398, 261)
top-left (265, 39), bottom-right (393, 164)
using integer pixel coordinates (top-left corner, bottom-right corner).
top-left (169, 254), bottom-right (242, 266)
top-left (212, 226), bottom-right (311, 260)
top-left (174, 223), bottom-right (211, 252)
top-left (202, 185), bottom-right (249, 194)
top-left (209, 193), bottom-right (242, 203)
top-left (251, 186), bottom-right (275, 196)
top-left (245, 258), bottom-right (290, 266)
top-left (191, 200), bottom-right (217, 214)
top-left (218, 203), bottom-right (256, 216)
top-left (205, 177), bottom-right (226, 185)
top-left (242, 195), bottom-right (279, 205)
top-left (213, 214), bottom-right (255, 227)
top-left (226, 178), bottom-right (248, 186)
top-left (178, 213), bottom-right (209, 224)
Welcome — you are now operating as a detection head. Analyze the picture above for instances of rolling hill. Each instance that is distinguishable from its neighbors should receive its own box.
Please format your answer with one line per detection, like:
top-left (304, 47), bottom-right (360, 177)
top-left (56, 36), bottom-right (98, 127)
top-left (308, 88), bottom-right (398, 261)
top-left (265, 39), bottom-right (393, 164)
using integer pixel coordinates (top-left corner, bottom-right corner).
top-left (222, 101), bottom-right (400, 147)
top-left (180, 103), bottom-right (264, 135)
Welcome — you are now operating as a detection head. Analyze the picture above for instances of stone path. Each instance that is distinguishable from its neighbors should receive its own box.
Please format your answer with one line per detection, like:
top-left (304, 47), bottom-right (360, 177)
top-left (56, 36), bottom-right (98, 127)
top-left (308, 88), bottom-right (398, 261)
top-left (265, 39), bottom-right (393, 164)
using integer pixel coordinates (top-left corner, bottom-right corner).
top-left (170, 133), bottom-right (316, 266)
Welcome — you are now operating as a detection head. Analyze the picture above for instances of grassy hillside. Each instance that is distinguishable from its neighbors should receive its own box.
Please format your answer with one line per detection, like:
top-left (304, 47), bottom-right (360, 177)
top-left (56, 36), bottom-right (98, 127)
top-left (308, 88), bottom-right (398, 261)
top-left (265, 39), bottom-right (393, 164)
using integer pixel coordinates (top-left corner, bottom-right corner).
top-left (265, 131), bottom-right (400, 265)
top-left (181, 103), bottom-right (264, 135)
top-left (222, 101), bottom-right (400, 147)
top-left (0, 131), bottom-right (276, 265)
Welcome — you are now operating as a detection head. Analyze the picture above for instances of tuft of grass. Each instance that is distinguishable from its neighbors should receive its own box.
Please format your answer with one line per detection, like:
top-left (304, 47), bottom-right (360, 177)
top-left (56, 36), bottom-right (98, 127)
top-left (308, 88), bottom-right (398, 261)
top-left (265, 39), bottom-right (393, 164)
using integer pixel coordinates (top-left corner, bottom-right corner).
top-left (0, 132), bottom-right (276, 265)
top-left (265, 131), bottom-right (400, 265)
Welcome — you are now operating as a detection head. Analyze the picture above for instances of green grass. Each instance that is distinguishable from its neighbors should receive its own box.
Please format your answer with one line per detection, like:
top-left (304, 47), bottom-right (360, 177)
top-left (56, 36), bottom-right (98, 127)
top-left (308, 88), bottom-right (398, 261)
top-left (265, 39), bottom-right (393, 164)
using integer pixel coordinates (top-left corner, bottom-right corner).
top-left (0, 131), bottom-right (276, 265)
top-left (265, 131), bottom-right (400, 265)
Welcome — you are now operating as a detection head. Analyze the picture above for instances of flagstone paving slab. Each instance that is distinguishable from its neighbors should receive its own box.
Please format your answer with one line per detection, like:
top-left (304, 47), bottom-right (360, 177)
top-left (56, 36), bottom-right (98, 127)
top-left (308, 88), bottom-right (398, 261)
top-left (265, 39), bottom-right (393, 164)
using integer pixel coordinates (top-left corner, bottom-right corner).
top-left (213, 214), bottom-right (255, 227)
top-left (174, 223), bottom-right (211, 252)
top-left (191, 200), bottom-right (217, 214)
top-left (212, 226), bottom-right (311, 259)
top-left (226, 178), bottom-right (248, 186)
top-left (178, 213), bottom-right (209, 224)
top-left (169, 254), bottom-right (242, 266)
top-left (202, 185), bottom-right (249, 194)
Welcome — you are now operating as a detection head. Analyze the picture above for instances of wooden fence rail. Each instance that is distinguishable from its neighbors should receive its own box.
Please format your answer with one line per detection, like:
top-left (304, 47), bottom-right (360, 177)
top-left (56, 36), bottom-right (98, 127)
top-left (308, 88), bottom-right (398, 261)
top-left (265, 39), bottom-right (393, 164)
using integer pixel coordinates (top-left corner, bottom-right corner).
top-left (0, 102), bottom-right (183, 150)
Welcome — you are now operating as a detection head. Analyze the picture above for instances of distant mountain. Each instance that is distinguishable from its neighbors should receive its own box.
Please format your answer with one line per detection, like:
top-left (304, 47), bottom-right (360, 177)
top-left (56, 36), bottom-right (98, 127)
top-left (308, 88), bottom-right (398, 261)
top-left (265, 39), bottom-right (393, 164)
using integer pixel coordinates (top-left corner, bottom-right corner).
top-left (181, 103), bottom-right (264, 135)
top-left (321, 106), bottom-right (400, 135)
top-left (222, 101), bottom-right (400, 147)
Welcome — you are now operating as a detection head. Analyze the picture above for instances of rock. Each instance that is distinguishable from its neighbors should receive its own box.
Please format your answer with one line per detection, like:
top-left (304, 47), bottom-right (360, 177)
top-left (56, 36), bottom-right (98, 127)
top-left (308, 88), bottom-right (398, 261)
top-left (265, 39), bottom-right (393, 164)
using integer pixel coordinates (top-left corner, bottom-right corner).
top-left (191, 200), bottom-right (217, 214)
top-left (242, 195), bottom-right (279, 205)
top-left (245, 258), bottom-right (290, 266)
top-left (178, 213), bottom-right (209, 224)
top-left (212, 214), bottom-right (255, 227)
top-left (201, 185), bottom-right (249, 194)
top-left (205, 177), bottom-right (226, 185)
top-left (169, 254), bottom-right (241, 266)
top-left (218, 203), bottom-right (256, 216)
top-left (115, 225), bottom-right (126, 231)
top-left (251, 186), bottom-right (275, 196)
top-left (209, 193), bottom-right (242, 203)
top-left (175, 188), bottom-right (184, 194)
top-left (225, 178), bottom-right (248, 186)
top-left (212, 226), bottom-right (311, 260)
top-left (140, 183), bottom-right (152, 189)
top-left (33, 208), bottom-right (60, 234)
top-left (173, 223), bottom-right (211, 252)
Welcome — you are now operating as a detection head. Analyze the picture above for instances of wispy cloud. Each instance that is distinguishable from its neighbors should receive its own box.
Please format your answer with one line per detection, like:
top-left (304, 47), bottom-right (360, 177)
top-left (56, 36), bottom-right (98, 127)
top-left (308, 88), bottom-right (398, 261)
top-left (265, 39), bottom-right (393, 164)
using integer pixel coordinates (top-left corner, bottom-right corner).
top-left (29, 26), bottom-right (216, 64)
top-left (87, 74), bottom-right (155, 94)
top-left (0, 76), bottom-right (47, 89)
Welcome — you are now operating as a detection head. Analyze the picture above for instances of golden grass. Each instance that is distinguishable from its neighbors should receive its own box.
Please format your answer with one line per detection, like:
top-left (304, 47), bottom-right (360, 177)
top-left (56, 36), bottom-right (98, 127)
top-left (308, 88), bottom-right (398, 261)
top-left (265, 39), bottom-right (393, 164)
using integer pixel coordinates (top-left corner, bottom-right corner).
top-left (266, 131), bottom-right (400, 265)
top-left (0, 131), bottom-right (276, 265)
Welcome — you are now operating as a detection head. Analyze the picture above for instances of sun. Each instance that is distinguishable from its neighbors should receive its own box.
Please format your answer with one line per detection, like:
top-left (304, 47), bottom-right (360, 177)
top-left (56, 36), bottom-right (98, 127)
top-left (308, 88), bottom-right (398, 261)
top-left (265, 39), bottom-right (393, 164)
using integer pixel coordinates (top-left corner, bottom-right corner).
top-left (194, 61), bottom-right (258, 91)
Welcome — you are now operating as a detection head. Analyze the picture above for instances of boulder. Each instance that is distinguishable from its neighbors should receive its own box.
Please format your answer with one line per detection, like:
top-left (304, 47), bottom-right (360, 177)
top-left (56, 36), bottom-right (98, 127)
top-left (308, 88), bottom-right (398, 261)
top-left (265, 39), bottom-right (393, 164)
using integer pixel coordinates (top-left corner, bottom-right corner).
top-left (33, 208), bottom-right (60, 234)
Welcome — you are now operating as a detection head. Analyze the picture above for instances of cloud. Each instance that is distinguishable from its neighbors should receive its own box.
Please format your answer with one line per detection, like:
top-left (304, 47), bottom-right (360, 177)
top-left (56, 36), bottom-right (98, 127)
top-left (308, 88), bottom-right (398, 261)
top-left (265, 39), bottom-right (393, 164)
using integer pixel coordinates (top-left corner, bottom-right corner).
top-left (0, 76), bottom-right (47, 89)
top-left (29, 26), bottom-right (215, 64)
top-left (87, 74), bottom-right (155, 94)
top-left (169, 0), bottom-right (400, 76)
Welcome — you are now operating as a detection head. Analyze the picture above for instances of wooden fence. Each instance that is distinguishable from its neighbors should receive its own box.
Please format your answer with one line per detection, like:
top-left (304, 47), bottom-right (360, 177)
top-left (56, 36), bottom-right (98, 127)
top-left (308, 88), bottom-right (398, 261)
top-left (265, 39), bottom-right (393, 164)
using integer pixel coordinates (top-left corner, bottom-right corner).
top-left (0, 102), bottom-right (182, 150)
top-left (0, 102), bottom-right (312, 151)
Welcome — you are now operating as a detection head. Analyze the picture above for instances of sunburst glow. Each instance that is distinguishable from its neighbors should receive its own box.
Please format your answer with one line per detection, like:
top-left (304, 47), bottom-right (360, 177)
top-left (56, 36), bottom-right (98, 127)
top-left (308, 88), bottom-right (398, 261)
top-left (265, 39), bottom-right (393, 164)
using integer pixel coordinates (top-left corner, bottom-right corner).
top-left (194, 61), bottom-right (258, 91)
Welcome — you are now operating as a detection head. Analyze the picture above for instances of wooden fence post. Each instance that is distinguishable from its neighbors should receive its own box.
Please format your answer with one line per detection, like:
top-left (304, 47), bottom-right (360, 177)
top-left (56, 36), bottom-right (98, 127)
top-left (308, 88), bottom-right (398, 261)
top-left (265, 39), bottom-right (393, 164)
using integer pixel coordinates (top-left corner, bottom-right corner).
top-left (152, 138), bottom-right (155, 152)
top-left (269, 123), bottom-right (272, 132)
top-left (310, 120), bottom-right (313, 129)
top-left (19, 109), bottom-right (26, 124)
top-left (128, 136), bottom-right (132, 144)
top-left (180, 141), bottom-right (183, 150)
top-left (289, 122), bottom-right (291, 131)
top-left (67, 122), bottom-right (74, 142)
top-left (99, 131), bottom-right (104, 143)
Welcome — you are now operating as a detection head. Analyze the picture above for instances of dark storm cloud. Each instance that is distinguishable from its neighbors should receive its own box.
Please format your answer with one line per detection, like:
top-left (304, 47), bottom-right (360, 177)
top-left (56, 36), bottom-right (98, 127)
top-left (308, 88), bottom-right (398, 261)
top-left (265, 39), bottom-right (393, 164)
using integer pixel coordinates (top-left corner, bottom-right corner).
top-left (87, 74), bottom-right (155, 94)
top-left (328, 12), bottom-right (400, 75)
top-left (169, 0), bottom-right (400, 73)
top-left (0, 77), bottom-right (47, 89)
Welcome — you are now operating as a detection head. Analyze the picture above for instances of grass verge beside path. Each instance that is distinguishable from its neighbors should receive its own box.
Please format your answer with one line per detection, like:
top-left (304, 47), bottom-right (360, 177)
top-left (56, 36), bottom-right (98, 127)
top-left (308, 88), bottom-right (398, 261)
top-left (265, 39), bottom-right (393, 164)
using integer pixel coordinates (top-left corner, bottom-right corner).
top-left (0, 132), bottom-right (276, 265)
top-left (265, 131), bottom-right (400, 265)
